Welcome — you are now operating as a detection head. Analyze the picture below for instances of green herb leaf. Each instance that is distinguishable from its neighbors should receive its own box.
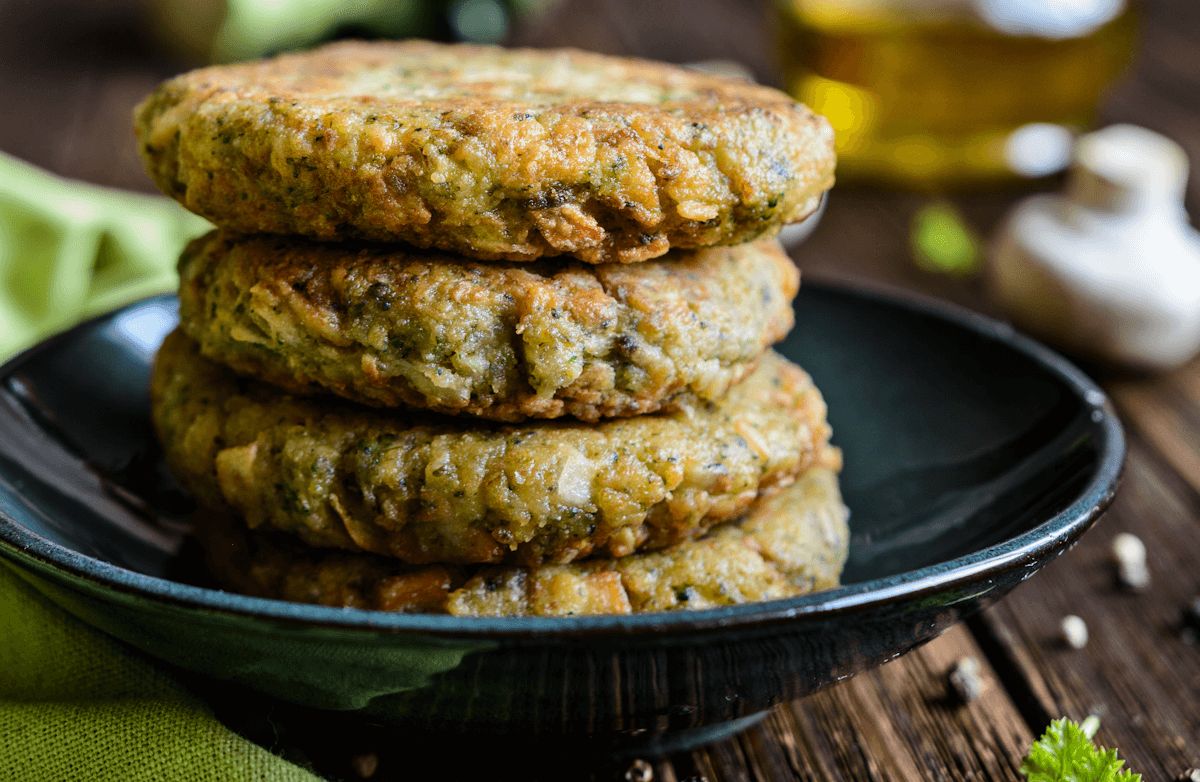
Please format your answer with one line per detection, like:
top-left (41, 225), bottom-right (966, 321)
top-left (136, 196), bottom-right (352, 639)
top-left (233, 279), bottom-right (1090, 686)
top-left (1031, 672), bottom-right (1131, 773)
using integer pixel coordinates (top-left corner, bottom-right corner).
top-left (1020, 718), bottom-right (1141, 782)
top-left (910, 201), bottom-right (982, 277)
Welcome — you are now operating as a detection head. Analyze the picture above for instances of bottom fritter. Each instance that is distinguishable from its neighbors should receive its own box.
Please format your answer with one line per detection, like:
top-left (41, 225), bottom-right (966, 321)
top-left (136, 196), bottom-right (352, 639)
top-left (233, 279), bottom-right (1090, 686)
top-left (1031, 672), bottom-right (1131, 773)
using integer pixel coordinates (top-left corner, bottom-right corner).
top-left (197, 464), bottom-right (849, 617)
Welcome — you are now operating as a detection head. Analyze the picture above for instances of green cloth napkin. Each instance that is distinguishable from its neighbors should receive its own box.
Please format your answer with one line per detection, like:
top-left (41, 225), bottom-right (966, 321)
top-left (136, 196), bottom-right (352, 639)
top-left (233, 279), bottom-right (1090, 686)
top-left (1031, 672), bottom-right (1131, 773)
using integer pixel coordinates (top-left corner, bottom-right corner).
top-left (0, 154), bottom-right (314, 779)
top-left (0, 566), bottom-right (317, 781)
top-left (0, 151), bottom-right (210, 359)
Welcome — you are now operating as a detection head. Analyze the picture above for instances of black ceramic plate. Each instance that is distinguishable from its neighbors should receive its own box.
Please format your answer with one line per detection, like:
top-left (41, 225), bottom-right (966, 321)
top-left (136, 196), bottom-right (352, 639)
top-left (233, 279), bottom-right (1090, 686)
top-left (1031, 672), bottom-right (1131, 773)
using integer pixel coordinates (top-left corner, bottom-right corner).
top-left (0, 283), bottom-right (1123, 750)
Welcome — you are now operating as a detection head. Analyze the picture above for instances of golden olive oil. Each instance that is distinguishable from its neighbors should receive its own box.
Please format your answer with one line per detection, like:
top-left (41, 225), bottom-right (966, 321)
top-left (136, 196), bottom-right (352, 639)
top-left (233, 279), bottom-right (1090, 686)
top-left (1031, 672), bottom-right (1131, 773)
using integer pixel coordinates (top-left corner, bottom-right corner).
top-left (775, 0), bottom-right (1137, 187)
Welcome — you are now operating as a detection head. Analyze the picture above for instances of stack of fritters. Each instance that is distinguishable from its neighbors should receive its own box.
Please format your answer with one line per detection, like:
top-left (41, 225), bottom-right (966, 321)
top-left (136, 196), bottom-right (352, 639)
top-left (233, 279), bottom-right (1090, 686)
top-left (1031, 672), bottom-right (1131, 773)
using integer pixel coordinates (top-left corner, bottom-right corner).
top-left (136, 41), bottom-right (845, 617)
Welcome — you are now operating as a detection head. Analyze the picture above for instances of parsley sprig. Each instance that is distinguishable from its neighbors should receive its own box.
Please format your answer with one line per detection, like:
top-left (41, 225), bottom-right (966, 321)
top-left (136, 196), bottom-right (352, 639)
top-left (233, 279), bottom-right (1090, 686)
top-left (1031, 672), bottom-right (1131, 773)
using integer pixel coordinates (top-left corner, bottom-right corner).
top-left (1021, 717), bottom-right (1141, 782)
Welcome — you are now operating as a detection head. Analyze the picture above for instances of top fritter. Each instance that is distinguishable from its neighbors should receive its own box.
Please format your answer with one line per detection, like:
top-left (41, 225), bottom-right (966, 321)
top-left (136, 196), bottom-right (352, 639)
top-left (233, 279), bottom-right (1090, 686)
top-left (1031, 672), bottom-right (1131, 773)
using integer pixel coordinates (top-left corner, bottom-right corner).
top-left (135, 41), bottom-right (835, 263)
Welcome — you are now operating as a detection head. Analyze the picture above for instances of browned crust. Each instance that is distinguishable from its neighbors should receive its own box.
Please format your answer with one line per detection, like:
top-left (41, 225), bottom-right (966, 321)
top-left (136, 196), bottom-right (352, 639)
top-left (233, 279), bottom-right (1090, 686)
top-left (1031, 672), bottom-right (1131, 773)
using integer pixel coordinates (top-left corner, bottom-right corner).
top-left (152, 332), bottom-right (831, 566)
top-left (136, 40), bottom-right (835, 263)
top-left (198, 462), bottom-right (848, 616)
top-left (177, 231), bottom-right (799, 421)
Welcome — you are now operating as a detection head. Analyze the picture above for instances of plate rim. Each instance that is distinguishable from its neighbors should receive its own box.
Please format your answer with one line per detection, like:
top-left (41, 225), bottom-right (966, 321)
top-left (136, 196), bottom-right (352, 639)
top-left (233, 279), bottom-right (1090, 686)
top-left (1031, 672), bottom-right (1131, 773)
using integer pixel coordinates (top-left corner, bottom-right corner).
top-left (0, 281), bottom-right (1125, 640)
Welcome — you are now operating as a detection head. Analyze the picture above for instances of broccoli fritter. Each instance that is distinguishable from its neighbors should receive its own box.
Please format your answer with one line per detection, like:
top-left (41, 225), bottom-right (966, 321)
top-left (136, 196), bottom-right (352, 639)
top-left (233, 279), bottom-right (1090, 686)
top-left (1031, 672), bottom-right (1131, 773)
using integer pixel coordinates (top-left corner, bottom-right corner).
top-left (178, 232), bottom-right (798, 421)
top-left (136, 41), bottom-right (835, 263)
top-left (198, 463), bottom-right (848, 616)
top-left (152, 332), bottom-right (831, 565)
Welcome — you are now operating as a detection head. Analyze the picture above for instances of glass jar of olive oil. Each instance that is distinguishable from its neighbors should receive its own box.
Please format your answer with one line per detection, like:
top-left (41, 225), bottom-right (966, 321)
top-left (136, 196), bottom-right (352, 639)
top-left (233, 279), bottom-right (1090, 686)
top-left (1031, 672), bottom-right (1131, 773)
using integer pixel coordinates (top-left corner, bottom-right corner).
top-left (775, 0), bottom-right (1137, 187)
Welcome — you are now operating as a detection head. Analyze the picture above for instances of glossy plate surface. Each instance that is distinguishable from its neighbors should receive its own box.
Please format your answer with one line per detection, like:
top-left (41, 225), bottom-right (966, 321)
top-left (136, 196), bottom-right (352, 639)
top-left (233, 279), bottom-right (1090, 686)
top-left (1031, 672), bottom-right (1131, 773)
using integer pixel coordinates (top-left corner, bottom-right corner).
top-left (0, 283), bottom-right (1124, 742)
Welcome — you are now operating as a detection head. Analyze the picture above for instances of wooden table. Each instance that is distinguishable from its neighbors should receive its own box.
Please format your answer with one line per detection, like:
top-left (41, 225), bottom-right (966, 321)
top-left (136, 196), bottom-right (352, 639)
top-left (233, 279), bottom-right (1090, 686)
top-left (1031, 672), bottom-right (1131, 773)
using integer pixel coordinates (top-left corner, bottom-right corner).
top-left (3, 1), bottom-right (1198, 779)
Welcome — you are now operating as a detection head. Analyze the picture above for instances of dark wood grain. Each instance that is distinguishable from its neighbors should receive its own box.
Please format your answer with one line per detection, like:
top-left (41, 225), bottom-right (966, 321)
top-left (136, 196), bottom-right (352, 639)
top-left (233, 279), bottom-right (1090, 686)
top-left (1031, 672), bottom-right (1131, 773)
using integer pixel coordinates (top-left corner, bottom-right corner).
top-left (977, 435), bottom-right (1200, 781)
top-left (2, 0), bottom-right (1199, 779)
top-left (687, 625), bottom-right (1033, 782)
top-left (1108, 366), bottom-right (1200, 497)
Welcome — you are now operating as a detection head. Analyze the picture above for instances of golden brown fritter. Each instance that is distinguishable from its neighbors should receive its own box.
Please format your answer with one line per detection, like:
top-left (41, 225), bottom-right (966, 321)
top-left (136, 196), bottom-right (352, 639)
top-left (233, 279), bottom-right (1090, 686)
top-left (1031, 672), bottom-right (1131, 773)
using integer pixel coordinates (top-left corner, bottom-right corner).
top-left (152, 331), bottom-right (831, 566)
top-left (135, 40), bottom-right (835, 263)
top-left (177, 232), bottom-right (799, 422)
top-left (198, 463), bottom-right (848, 616)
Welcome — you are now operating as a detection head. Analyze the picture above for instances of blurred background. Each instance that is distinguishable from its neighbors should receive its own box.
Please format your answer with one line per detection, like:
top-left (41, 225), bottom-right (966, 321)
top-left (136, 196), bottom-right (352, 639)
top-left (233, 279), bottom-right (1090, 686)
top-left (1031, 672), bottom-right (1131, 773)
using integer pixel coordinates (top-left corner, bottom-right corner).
top-left (2, 0), bottom-right (1198, 371)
